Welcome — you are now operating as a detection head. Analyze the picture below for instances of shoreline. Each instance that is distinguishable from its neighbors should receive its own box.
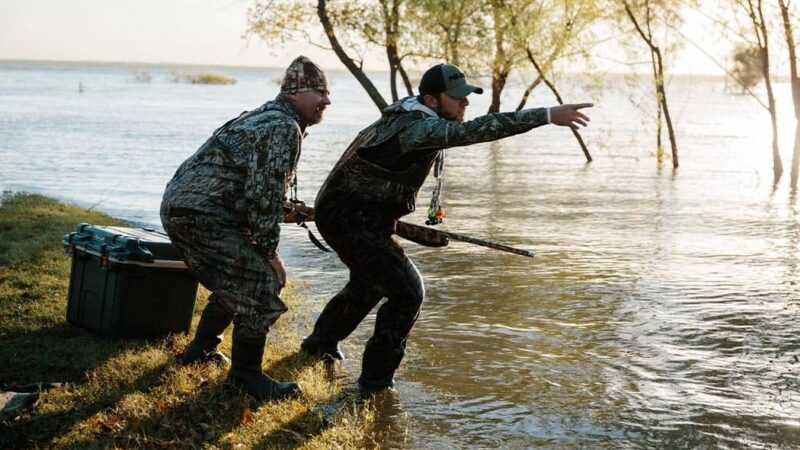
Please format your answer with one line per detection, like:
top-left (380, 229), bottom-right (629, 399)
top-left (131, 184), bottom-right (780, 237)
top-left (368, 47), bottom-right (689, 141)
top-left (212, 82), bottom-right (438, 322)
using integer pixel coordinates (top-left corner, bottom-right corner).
top-left (0, 192), bottom-right (381, 449)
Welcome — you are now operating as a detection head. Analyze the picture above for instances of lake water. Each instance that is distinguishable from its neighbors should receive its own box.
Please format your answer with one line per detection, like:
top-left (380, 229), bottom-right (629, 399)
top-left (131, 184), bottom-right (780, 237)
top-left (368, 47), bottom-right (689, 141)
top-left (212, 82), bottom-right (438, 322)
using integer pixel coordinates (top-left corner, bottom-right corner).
top-left (1, 60), bottom-right (799, 448)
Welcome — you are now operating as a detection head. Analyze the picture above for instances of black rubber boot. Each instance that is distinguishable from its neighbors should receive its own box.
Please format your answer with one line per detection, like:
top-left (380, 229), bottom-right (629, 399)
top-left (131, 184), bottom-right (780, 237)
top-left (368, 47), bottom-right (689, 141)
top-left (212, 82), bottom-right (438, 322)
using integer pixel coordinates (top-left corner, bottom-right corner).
top-left (301, 279), bottom-right (384, 362)
top-left (300, 334), bottom-right (345, 361)
top-left (180, 299), bottom-right (233, 365)
top-left (226, 331), bottom-right (300, 401)
top-left (357, 336), bottom-right (402, 392)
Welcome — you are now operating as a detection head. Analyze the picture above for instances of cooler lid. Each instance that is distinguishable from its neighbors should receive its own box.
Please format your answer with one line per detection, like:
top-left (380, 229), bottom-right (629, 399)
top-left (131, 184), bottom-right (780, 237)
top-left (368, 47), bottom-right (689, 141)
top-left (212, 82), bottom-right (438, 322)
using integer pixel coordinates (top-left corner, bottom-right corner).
top-left (63, 223), bottom-right (183, 263)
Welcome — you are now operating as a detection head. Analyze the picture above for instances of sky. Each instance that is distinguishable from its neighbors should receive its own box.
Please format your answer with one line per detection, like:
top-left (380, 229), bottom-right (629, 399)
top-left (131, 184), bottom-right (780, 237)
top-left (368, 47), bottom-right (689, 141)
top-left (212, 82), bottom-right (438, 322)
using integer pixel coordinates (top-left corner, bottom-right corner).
top-left (0, 0), bottom-right (732, 75)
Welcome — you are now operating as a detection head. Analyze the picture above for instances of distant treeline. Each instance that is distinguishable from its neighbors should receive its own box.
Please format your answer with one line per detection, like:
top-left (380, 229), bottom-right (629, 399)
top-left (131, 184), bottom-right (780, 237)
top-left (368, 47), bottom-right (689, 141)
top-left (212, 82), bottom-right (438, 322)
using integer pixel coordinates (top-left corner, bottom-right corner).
top-left (131, 69), bottom-right (236, 85)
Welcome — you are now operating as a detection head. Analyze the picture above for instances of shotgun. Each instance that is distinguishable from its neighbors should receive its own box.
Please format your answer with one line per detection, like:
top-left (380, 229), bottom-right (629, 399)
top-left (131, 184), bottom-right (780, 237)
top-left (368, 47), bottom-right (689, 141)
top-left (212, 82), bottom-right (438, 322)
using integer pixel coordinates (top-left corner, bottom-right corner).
top-left (284, 201), bottom-right (534, 258)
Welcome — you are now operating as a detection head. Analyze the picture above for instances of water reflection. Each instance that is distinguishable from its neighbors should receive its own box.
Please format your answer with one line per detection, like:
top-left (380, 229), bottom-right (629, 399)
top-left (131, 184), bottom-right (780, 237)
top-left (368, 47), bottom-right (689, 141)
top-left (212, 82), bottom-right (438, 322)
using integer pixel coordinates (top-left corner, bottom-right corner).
top-left (1, 62), bottom-right (799, 448)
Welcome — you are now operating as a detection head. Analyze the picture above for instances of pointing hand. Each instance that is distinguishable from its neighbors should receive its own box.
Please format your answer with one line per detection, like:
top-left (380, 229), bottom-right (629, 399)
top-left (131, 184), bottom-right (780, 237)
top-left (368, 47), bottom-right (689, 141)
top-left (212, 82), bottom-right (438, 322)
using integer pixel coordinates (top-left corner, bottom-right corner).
top-left (550, 103), bottom-right (594, 130)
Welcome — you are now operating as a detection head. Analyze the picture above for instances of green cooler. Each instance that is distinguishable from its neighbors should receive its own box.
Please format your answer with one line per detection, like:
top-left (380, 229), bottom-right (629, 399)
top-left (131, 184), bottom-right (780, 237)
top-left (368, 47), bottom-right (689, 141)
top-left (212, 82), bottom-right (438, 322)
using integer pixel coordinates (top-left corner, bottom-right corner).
top-left (63, 223), bottom-right (198, 338)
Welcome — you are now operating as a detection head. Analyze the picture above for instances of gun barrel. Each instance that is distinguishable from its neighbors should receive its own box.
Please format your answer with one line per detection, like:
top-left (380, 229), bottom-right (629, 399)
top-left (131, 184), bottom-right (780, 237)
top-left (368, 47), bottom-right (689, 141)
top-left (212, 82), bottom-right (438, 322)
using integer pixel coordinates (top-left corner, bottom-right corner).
top-left (284, 202), bottom-right (534, 258)
top-left (438, 230), bottom-right (535, 258)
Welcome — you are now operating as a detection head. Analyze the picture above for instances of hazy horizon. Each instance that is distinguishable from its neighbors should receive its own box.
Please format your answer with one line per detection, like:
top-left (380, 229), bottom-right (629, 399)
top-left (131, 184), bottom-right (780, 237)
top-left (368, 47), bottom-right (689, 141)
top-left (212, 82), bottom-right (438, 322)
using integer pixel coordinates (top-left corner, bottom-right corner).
top-left (0, 57), bottom-right (745, 81)
top-left (0, 0), bottom-right (745, 77)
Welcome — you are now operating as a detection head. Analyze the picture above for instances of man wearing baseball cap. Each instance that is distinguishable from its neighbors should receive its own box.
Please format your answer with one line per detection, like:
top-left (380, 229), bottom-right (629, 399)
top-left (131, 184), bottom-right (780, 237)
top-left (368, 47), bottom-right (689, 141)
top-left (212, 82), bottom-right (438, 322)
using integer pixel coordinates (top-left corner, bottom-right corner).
top-left (160, 56), bottom-right (330, 401)
top-left (302, 63), bottom-right (592, 392)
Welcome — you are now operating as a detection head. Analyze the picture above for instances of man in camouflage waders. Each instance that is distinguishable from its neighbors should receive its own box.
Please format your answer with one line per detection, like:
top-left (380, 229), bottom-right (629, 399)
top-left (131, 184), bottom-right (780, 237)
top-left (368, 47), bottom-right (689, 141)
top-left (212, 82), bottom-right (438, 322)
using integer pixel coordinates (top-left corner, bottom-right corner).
top-left (301, 63), bottom-right (592, 391)
top-left (160, 56), bottom-right (331, 400)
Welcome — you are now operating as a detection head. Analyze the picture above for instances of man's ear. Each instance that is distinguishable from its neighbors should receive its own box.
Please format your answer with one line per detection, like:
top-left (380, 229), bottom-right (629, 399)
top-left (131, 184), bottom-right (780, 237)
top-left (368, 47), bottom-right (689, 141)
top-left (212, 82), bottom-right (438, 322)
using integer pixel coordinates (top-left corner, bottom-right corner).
top-left (422, 94), bottom-right (438, 110)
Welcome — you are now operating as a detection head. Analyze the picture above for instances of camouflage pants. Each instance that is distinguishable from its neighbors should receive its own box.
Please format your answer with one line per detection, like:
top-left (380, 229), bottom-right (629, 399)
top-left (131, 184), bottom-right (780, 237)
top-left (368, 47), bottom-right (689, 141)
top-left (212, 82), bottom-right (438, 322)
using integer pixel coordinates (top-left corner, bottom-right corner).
top-left (160, 205), bottom-right (287, 338)
top-left (312, 204), bottom-right (424, 388)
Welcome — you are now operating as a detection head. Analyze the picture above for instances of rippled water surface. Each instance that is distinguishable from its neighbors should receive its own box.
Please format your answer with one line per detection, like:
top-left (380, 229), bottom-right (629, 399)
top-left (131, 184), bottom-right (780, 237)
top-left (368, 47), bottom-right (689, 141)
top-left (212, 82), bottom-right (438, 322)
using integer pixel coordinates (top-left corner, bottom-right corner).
top-left (1, 61), bottom-right (799, 448)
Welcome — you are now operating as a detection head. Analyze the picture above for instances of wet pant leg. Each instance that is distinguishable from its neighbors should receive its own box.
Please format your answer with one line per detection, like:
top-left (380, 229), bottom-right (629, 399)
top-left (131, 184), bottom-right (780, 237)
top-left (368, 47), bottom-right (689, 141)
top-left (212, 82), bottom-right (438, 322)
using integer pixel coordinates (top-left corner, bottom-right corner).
top-left (315, 206), bottom-right (426, 388)
top-left (310, 276), bottom-right (384, 344)
top-left (358, 255), bottom-right (424, 389)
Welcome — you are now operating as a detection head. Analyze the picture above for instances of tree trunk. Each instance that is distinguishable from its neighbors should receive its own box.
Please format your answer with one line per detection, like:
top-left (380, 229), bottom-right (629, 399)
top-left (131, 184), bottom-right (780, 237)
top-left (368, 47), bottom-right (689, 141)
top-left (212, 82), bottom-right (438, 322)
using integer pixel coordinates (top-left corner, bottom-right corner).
top-left (762, 49), bottom-right (782, 182)
top-left (397, 59), bottom-right (414, 96)
top-left (515, 77), bottom-right (543, 111)
top-left (527, 48), bottom-right (592, 162)
top-left (651, 48), bottom-right (664, 164)
top-left (793, 124), bottom-right (800, 189)
top-left (655, 47), bottom-right (678, 168)
top-left (387, 46), bottom-right (400, 102)
top-left (748, 0), bottom-right (782, 182)
top-left (318, 0), bottom-right (387, 111)
top-left (778, 0), bottom-right (800, 186)
top-left (383, 0), bottom-right (404, 102)
top-left (489, 70), bottom-right (508, 113)
top-left (488, 0), bottom-right (507, 113)
top-left (623, 0), bottom-right (677, 168)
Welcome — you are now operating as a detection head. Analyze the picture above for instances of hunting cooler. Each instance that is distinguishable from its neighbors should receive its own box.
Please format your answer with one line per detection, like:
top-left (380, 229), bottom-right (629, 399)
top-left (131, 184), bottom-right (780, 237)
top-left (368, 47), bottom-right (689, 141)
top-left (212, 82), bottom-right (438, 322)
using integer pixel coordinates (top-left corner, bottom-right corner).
top-left (63, 223), bottom-right (198, 338)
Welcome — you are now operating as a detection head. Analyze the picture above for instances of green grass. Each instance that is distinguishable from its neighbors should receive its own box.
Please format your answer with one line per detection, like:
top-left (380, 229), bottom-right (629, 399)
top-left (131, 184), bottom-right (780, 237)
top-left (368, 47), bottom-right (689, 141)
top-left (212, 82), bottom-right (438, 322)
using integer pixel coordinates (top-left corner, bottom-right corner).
top-left (0, 192), bottom-right (385, 449)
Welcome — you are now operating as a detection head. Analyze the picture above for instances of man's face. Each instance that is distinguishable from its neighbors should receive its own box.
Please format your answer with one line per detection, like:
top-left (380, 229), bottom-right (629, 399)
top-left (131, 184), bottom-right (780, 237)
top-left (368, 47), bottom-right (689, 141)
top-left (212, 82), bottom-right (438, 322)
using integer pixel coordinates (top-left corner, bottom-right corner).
top-left (287, 89), bottom-right (331, 125)
top-left (426, 93), bottom-right (470, 122)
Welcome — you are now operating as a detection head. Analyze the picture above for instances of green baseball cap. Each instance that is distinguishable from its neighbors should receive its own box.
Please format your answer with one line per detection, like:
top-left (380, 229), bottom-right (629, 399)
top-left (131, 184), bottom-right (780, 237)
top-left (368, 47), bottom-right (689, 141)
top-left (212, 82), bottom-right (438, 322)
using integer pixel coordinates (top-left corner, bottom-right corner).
top-left (418, 63), bottom-right (483, 98)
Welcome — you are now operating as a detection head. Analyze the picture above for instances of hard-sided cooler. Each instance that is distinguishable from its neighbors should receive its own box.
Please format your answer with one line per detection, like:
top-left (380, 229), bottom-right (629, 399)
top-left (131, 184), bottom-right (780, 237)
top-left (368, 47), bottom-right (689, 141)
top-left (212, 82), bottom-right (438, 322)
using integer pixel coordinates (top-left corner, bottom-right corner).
top-left (63, 223), bottom-right (198, 338)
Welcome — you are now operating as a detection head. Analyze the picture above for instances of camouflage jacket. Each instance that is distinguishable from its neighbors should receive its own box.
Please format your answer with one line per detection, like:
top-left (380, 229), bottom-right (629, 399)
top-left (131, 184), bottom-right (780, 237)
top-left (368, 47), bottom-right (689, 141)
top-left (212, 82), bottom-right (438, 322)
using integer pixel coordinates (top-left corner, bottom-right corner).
top-left (316, 96), bottom-right (548, 219)
top-left (162, 94), bottom-right (305, 259)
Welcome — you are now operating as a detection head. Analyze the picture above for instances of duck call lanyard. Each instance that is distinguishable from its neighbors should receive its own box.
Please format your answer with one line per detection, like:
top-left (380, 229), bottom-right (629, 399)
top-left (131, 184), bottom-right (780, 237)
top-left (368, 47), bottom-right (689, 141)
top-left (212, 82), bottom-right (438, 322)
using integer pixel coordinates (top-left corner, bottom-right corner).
top-left (290, 175), bottom-right (332, 252)
top-left (426, 150), bottom-right (445, 225)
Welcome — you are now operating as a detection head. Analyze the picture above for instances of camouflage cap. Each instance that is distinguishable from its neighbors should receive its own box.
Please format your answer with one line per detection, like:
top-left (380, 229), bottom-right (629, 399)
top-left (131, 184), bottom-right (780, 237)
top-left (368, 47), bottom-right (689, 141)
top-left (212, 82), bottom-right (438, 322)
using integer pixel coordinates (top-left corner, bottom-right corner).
top-left (281, 56), bottom-right (329, 94)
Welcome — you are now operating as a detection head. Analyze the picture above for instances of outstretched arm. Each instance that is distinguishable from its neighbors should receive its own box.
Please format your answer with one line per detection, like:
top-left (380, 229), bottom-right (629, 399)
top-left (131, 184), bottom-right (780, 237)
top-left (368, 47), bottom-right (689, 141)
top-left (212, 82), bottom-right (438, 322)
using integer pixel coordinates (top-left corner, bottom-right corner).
top-left (400, 103), bottom-right (593, 151)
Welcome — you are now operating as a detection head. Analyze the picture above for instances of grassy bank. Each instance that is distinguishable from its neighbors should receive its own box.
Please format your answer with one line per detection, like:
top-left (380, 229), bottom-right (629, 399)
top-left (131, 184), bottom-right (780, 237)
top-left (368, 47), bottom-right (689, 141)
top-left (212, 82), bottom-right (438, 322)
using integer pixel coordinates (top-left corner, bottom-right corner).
top-left (0, 193), bottom-right (381, 449)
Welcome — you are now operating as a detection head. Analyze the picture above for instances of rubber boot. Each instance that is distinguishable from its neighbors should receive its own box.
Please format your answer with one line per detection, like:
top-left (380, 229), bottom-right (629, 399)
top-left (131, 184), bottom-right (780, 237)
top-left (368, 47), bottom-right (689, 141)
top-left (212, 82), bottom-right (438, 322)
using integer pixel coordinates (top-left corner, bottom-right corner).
top-left (180, 299), bottom-right (233, 365)
top-left (301, 279), bottom-right (383, 362)
top-left (357, 335), bottom-right (403, 392)
top-left (226, 331), bottom-right (300, 401)
top-left (300, 334), bottom-right (345, 361)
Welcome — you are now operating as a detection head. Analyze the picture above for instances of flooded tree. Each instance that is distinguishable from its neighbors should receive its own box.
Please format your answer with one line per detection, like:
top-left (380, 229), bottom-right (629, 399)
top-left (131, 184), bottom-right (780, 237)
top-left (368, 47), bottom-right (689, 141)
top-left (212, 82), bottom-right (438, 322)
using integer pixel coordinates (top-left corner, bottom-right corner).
top-left (248, 0), bottom-right (421, 110)
top-left (406, 0), bottom-right (485, 69)
top-left (409, 0), bottom-right (517, 113)
top-left (619, 0), bottom-right (681, 169)
top-left (730, 44), bottom-right (764, 92)
top-left (315, 0), bottom-right (390, 109)
top-left (732, 0), bottom-right (782, 182)
top-left (487, 0), bottom-right (514, 113)
top-left (508, 0), bottom-right (601, 162)
top-left (777, 0), bottom-right (800, 188)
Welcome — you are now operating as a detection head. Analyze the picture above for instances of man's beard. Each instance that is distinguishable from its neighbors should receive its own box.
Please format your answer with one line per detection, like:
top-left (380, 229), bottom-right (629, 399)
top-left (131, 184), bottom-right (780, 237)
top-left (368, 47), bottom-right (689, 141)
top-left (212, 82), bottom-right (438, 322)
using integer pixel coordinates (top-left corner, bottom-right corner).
top-left (307, 109), bottom-right (324, 125)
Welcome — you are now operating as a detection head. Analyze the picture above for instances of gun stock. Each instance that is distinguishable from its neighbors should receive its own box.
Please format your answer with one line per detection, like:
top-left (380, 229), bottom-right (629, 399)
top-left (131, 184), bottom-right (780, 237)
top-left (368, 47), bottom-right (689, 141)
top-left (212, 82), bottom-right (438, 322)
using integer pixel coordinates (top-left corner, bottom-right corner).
top-left (284, 202), bottom-right (533, 257)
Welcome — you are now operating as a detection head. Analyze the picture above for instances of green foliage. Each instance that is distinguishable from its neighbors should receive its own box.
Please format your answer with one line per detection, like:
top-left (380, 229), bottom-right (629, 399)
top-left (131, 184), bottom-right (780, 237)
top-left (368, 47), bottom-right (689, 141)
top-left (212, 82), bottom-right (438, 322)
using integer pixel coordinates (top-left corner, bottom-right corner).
top-left (731, 44), bottom-right (763, 92)
top-left (0, 193), bottom-right (386, 449)
top-left (247, 0), bottom-right (604, 111)
top-left (247, 0), bottom-right (315, 44)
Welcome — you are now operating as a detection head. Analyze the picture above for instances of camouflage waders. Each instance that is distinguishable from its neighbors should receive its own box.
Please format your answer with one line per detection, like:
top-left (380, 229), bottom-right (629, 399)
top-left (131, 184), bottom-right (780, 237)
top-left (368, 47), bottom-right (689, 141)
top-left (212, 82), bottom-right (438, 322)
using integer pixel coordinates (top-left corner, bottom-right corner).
top-left (311, 204), bottom-right (425, 389)
top-left (305, 96), bottom-right (548, 390)
top-left (161, 55), bottom-right (329, 399)
top-left (160, 210), bottom-right (288, 339)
